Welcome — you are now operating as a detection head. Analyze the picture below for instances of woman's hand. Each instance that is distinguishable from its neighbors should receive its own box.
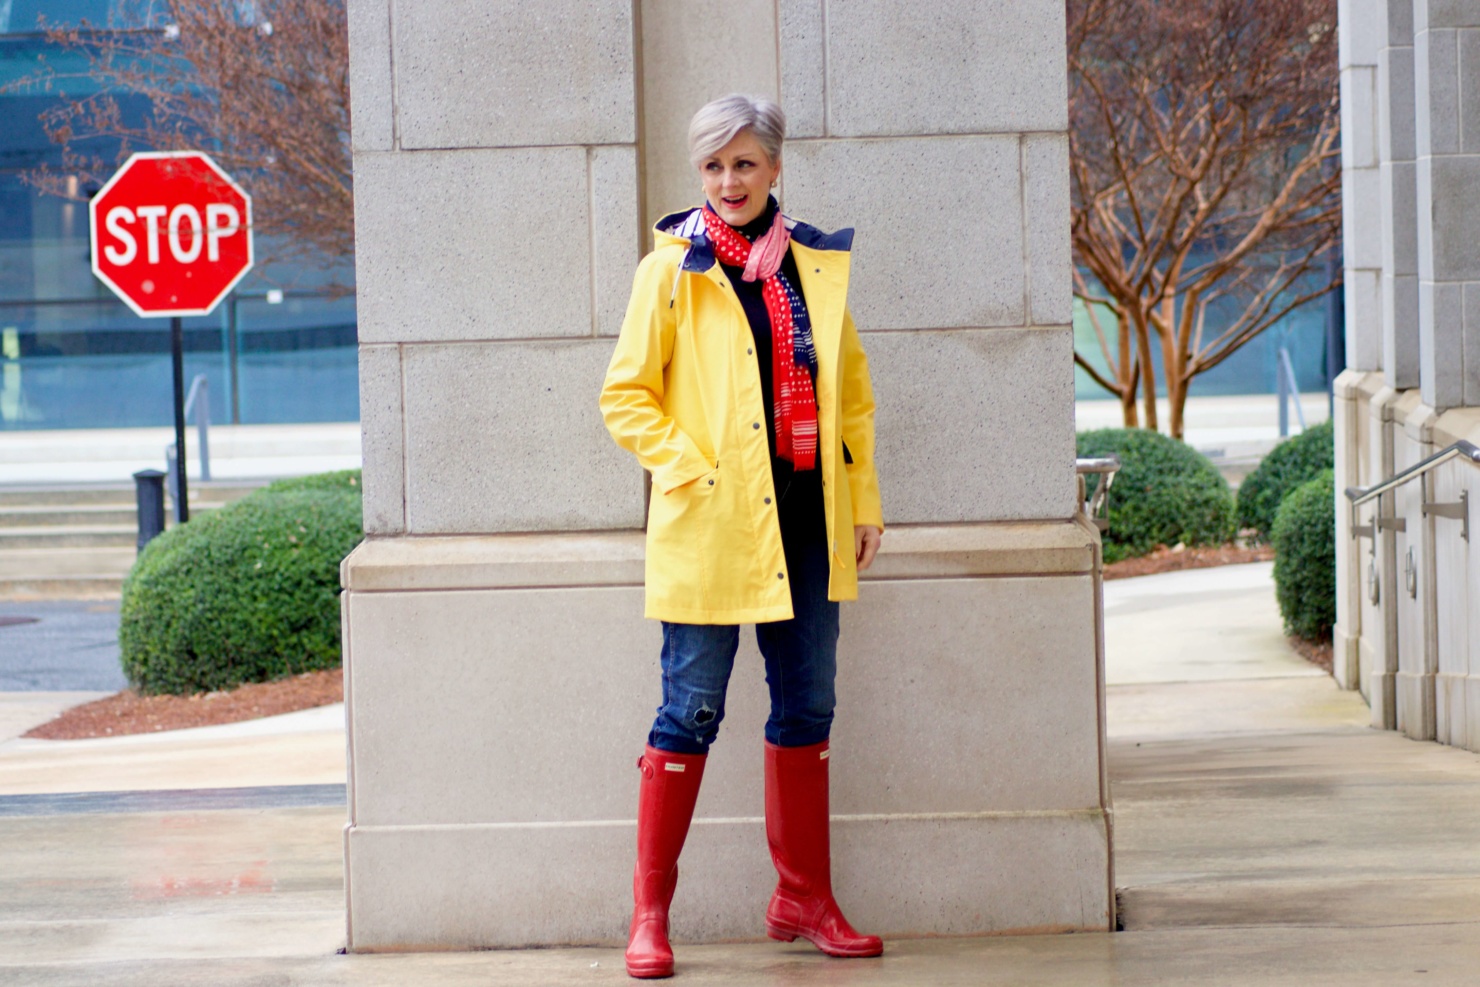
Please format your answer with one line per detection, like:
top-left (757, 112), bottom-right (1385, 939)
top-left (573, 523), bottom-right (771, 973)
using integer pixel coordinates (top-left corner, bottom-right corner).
top-left (854, 525), bottom-right (881, 572)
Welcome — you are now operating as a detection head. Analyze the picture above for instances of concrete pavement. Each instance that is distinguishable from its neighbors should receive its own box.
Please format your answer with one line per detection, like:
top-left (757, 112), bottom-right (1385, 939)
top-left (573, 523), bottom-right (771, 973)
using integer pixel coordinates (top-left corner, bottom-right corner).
top-left (0, 599), bottom-right (126, 692)
top-left (0, 422), bottom-right (362, 486)
top-left (4, 562), bottom-right (1480, 984)
top-left (0, 702), bottom-right (346, 794)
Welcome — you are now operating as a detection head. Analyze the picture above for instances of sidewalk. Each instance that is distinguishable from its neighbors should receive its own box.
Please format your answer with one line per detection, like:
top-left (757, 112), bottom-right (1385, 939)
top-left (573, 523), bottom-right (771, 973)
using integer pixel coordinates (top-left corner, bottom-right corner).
top-left (0, 422), bottom-right (362, 486)
top-left (3, 563), bottom-right (1480, 984)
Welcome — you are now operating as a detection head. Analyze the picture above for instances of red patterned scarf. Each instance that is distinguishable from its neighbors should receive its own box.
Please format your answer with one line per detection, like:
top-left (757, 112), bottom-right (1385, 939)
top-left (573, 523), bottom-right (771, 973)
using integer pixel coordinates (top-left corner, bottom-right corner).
top-left (701, 206), bottom-right (818, 471)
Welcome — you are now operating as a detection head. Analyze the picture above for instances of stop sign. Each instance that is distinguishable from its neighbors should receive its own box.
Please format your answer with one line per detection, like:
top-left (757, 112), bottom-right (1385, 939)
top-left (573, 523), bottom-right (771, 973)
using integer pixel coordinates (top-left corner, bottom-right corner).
top-left (89, 151), bottom-right (254, 317)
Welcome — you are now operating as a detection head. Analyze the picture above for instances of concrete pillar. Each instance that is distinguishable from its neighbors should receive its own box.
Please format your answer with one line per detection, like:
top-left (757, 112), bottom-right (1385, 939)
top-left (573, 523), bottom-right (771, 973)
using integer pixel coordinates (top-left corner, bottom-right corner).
top-left (1337, 3), bottom-right (1401, 699)
top-left (1340, 0), bottom-right (1386, 373)
top-left (342, 0), bottom-right (1110, 949)
top-left (1362, 385), bottom-right (1403, 729)
top-left (1333, 370), bottom-right (1371, 691)
top-left (1393, 397), bottom-right (1438, 739)
top-left (1414, 0), bottom-right (1480, 411)
top-left (1429, 408), bottom-right (1480, 751)
top-left (1380, 0), bottom-right (1421, 387)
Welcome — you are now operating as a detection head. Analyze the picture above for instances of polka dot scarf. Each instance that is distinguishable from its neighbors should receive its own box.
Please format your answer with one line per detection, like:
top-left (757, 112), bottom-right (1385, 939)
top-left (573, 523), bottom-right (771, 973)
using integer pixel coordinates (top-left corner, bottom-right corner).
top-left (701, 205), bottom-right (818, 471)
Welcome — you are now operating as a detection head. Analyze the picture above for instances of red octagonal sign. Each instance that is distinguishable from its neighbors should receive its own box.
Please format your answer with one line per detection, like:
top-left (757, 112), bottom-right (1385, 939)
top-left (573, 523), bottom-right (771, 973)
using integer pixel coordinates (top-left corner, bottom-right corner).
top-left (89, 151), bottom-right (254, 317)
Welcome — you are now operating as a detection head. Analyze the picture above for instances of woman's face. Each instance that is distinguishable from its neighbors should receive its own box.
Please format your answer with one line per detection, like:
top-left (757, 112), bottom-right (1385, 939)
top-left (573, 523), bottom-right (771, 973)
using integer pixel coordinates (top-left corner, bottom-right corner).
top-left (699, 129), bottom-right (781, 227)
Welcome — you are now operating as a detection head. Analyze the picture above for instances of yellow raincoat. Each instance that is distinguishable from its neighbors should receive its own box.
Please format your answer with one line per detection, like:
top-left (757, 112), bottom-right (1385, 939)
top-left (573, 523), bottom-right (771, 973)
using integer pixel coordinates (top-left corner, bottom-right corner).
top-left (600, 208), bottom-right (882, 624)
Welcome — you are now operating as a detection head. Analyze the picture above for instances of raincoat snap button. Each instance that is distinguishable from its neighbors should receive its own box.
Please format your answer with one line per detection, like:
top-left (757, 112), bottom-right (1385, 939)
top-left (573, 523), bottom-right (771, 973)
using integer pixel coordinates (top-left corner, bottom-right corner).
top-left (777, 572), bottom-right (785, 580)
top-left (753, 422), bottom-right (761, 430)
top-left (708, 479), bottom-right (715, 485)
top-left (764, 497), bottom-right (772, 504)
top-left (747, 348), bottom-right (753, 355)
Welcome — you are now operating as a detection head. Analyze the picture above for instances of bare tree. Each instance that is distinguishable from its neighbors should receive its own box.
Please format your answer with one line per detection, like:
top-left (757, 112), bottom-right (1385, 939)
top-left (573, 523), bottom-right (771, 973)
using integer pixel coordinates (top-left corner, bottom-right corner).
top-left (1068, 0), bottom-right (1342, 438)
top-left (19, 0), bottom-right (351, 275)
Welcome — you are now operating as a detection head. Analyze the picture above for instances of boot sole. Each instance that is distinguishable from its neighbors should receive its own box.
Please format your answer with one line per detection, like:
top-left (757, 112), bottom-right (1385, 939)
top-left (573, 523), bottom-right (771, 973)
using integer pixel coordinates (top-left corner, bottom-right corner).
top-left (625, 958), bottom-right (675, 978)
top-left (766, 924), bottom-right (883, 958)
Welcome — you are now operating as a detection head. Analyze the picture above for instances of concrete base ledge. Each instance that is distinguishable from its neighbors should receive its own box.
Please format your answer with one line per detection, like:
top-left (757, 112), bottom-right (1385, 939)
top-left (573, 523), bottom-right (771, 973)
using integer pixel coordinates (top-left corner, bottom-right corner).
top-left (1435, 672), bottom-right (1480, 752)
top-left (1433, 407), bottom-right (1480, 448)
top-left (341, 518), bottom-right (1110, 949)
top-left (1397, 670), bottom-right (1437, 741)
top-left (341, 520), bottom-right (1095, 592)
top-left (345, 810), bottom-right (1111, 951)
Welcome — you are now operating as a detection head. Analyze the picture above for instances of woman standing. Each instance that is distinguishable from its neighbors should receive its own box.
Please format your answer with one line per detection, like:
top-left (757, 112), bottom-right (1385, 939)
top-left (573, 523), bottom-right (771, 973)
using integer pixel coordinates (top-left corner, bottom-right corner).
top-left (600, 93), bottom-right (883, 979)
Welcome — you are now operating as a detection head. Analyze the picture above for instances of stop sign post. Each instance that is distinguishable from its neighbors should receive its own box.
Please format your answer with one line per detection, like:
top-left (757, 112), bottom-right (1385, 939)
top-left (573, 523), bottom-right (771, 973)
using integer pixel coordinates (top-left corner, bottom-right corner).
top-left (89, 152), bottom-right (253, 521)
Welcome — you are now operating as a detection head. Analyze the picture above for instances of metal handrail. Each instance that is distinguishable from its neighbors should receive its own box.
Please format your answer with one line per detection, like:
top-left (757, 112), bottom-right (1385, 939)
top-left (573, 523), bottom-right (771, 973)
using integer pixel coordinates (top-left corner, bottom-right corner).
top-left (164, 374), bottom-right (212, 522)
top-left (1277, 346), bottom-right (1307, 437)
top-left (1076, 455), bottom-right (1122, 533)
top-left (1345, 440), bottom-right (1479, 543)
top-left (1345, 441), bottom-right (1480, 507)
top-left (183, 374), bottom-right (212, 482)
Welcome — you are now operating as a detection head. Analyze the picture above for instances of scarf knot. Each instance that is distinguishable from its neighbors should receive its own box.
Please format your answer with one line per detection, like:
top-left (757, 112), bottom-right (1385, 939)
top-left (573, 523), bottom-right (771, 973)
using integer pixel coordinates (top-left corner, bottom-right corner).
top-left (702, 205), bottom-right (818, 472)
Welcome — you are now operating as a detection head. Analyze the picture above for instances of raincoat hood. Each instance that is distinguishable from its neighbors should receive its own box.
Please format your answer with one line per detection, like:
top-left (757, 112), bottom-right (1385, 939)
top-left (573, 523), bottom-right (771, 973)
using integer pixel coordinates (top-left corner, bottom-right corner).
top-left (653, 206), bottom-right (856, 299)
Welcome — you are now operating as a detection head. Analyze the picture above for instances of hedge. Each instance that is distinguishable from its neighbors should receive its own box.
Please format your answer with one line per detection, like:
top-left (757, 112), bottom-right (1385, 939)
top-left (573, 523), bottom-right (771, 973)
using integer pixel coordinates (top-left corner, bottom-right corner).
top-left (1271, 468), bottom-right (1336, 641)
top-left (1076, 428), bottom-right (1236, 563)
top-left (1237, 419), bottom-right (1334, 541)
top-left (118, 470), bottom-right (363, 695)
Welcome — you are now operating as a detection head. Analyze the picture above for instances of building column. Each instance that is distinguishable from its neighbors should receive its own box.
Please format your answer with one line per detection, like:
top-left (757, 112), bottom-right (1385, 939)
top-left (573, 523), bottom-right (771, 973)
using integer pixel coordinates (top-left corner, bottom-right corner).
top-left (1380, 0), bottom-right (1421, 387)
top-left (1340, 0), bottom-right (1385, 374)
top-left (341, 0), bottom-right (1110, 948)
top-left (1335, 0), bottom-right (1391, 694)
top-left (1414, 0), bottom-right (1480, 411)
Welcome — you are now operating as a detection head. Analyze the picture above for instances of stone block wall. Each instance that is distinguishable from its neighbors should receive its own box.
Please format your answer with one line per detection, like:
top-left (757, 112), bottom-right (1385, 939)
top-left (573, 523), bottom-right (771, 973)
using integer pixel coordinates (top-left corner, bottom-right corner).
top-left (346, 0), bottom-right (642, 541)
top-left (1380, 0), bottom-right (1421, 387)
top-left (342, 0), bottom-right (1109, 949)
top-left (1415, 0), bottom-right (1480, 409)
top-left (1341, 0), bottom-right (1385, 372)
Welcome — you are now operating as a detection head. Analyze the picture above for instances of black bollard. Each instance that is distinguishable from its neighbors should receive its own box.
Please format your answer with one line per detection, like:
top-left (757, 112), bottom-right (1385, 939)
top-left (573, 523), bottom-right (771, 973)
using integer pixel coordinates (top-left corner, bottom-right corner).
top-left (133, 469), bottom-right (167, 553)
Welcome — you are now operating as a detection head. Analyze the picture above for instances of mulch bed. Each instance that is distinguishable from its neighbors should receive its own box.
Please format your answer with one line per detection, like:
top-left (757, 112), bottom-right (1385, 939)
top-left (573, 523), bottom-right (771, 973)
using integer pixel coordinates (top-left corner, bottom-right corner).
top-left (1103, 542), bottom-right (1274, 580)
top-left (24, 669), bottom-right (343, 741)
top-left (1286, 635), bottom-right (1334, 675)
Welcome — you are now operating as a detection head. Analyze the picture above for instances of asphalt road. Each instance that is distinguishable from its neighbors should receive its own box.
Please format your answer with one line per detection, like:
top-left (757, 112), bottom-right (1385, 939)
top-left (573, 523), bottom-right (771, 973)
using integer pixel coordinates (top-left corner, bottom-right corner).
top-left (0, 600), bottom-right (127, 692)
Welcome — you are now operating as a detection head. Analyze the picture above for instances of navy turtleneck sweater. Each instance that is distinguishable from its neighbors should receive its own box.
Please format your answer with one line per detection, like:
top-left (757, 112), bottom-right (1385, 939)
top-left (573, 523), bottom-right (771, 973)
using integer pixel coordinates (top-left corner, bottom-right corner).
top-left (716, 197), bottom-right (827, 549)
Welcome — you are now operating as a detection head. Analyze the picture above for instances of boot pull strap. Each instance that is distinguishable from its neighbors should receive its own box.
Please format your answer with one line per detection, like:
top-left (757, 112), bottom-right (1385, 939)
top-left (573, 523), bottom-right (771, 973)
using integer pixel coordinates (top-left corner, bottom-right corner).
top-left (637, 755), bottom-right (653, 779)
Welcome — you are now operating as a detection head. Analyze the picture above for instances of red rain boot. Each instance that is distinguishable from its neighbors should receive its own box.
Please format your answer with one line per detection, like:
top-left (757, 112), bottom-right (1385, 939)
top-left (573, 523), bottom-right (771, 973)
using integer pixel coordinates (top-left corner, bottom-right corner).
top-left (763, 740), bottom-right (883, 958)
top-left (626, 745), bottom-right (707, 979)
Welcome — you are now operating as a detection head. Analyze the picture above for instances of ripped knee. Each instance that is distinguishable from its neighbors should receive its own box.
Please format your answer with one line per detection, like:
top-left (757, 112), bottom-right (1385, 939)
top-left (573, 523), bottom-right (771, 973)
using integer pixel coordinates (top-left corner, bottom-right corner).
top-left (683, 700), bottom-right (724, 742)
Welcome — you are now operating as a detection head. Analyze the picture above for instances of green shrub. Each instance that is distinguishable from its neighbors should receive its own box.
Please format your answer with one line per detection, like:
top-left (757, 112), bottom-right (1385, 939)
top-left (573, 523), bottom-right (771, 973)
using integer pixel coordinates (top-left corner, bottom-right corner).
top-left (1271, 469), bottom-right (1336, 641)
top-left (1076, 428), bottom-right (1235, 563)
top-left (1237, 419), bottom-right (1335, 541)
top-left (119, 471), bottom-right (363, 695)
top-left (256, 469), bottom-right (364, 496)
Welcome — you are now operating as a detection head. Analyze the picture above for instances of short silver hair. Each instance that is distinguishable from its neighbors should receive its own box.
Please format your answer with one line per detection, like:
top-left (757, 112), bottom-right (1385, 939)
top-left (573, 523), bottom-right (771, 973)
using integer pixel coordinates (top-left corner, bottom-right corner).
top-left (687, 94), bottom-right (786, 167)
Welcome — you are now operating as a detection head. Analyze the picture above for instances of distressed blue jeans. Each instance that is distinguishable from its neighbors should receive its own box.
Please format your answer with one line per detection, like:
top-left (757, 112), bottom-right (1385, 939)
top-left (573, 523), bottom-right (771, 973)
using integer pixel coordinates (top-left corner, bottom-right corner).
top-left (648, 533), bottom-right (839, 754)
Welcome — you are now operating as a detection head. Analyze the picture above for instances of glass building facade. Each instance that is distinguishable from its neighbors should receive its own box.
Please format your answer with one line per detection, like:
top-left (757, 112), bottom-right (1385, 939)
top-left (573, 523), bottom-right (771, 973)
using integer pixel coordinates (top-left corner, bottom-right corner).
top-left (1072, 264), bottom-right (1339, 401)
top-left (0, 1), bottom-right (358, 431)
top-left (2, 4), bottom-right (1335, 426)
